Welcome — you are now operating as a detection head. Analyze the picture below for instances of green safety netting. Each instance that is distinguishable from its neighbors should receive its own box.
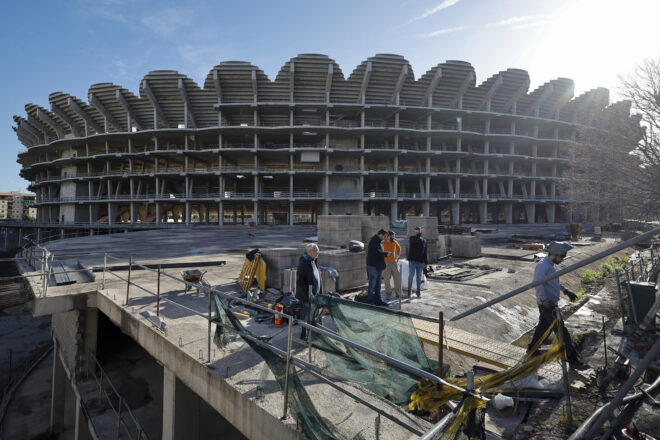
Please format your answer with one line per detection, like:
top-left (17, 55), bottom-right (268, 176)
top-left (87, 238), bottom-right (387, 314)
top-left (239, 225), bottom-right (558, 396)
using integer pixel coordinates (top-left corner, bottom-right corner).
top-left (310, 295), bottom-right (444, 406)
top-left (212, 294), bottom-right (338, 440)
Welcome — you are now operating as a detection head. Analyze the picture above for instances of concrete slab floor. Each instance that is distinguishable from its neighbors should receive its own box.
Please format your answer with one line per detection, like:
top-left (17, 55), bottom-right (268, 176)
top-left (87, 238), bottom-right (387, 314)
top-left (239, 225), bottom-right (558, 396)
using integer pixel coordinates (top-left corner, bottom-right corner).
top-left (16, 225), bottom-right (628, 439)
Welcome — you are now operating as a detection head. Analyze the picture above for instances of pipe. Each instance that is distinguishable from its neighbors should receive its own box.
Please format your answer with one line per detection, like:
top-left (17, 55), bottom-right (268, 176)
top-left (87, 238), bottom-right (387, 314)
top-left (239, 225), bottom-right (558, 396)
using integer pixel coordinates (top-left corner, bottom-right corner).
top-left (417, 398), bottom-right (464, 440)
top-left (568, 337), bottom-right (660, 440)
top-left (451, 227), bottom-right (660, 321)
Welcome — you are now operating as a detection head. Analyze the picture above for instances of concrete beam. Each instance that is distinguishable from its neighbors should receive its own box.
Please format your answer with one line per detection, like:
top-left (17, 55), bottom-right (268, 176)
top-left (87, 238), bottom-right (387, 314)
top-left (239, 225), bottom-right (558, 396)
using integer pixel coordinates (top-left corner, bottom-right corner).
top-left (390, 64), bottom-right (409, 105)
top-left (477, 75), bottom-right (503, 111)
top-left (501, 79), bottom-right (530, 114)
top-left (51, 104), bottom-right (83, 136)
top-left (358, 61), bottom-right (372, 104)
top-left (89, 93), bottom-right (123, 132)
top-left (549, 86), bottom-right (574, 119)
top-left (289, 61), bottom-right (295, 103)
top-left (27, 115), bottom-right (52, 141)
top-left (178, 78), bottom-right (198, 129)
top-left (525, 84), bottom-right (554, 116)
top-left (115, 89), bottom-right (144, 130)
top-left (29, 291), bottom-right (90, 317)
top-left (212, 69), bottom-right (222, 104)
top-left (325, 63), bottom-right (333, 103)
top-left (18, 118), bottom-right (42, 143)
top-left (424, 67), bottom-right (442, 107)
top-left (251, 69), bottom-right (258, 104)
top-left (142, 79), bottom-right (170, 128)
top-left (449, 71), bottom-right (474, 109)
top-left (67, 97), bottom-right (103, 134)
top-left (36, 108), bottom-right (64, 139)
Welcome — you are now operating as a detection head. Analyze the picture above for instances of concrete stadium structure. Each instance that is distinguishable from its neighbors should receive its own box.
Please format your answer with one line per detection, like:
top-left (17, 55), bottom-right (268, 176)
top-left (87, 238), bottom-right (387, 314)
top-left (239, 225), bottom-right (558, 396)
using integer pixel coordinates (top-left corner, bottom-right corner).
top-left (13, 53), bottom-right (627, 226)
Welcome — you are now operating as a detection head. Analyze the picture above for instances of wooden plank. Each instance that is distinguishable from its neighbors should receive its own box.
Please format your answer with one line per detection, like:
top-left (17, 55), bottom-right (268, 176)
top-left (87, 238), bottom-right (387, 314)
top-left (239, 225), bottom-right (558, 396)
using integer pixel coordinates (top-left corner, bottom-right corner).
top-left (413, 318), bottom-right (564, 383)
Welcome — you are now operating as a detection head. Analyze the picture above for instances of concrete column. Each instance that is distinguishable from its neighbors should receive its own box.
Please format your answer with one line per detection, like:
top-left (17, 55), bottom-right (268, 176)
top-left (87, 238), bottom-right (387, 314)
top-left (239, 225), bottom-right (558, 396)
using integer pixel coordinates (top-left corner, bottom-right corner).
top-left (156, 203), bottom-right (161, 224)
top-left (525, 203), bottom-right (535, 224)
top-left (479, 202), bottom-right (488, 224)
top-left (545, 204), bottom-right (556, 223)
top-left (185, 202), bottom-right (190, 224)
top-left (253, 201), bottom-right (259, 225)
top-left (423, 201), bottom-right (430, 216)
top-left (390, 201), bottom-right (398, 220)
top-left (323, 201), bottom-right (329, 215)
top-left (84, 308), bottom-right (98, 374)
top-left (163, 367), bottom-right (176, 440)
top-left (50, 339), bottom-right (66, 434)
top-left (218, 202), bottom-right (223, 225)
top-left (451, 201), bottom-right (460, 224)
top-left (289, 202), bottom-right (294, 225)
top-left (504, 202), bottom-right (513, 224)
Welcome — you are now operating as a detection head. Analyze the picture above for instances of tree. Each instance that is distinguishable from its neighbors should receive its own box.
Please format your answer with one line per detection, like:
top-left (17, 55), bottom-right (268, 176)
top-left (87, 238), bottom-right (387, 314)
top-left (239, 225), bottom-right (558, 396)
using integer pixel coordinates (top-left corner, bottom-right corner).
top-left (560, 58), bottom-right (660, 222)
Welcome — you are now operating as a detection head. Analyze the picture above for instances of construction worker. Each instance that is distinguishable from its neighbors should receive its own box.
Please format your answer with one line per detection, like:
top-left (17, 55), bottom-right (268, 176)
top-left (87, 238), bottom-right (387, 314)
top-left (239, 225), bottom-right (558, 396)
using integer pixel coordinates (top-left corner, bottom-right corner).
top-left (366, 229), bottom-right (392, 306)
top-left (296, 243), bottom-right (320, 339)
top-left (382, 230), bottom-right (402, 299)
top-left (407, 226), bottom-right (428, 297)
top-left (527, 242), bottom-right (589, 370)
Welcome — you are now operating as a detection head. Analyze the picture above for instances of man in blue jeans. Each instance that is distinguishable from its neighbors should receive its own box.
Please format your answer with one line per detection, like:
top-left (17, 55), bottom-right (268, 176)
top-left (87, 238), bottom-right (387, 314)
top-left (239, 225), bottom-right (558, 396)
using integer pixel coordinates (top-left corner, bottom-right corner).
top-left (366, 229), bottom-right (392, 306)
top-left (407, 226), bottom-right (427, 297)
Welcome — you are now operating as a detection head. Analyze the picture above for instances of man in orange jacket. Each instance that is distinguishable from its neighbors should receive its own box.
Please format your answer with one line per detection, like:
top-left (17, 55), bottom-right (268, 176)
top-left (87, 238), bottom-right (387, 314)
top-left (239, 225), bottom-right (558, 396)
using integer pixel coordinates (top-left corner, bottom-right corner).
top-left (382, 230), bottom-right (402, 299)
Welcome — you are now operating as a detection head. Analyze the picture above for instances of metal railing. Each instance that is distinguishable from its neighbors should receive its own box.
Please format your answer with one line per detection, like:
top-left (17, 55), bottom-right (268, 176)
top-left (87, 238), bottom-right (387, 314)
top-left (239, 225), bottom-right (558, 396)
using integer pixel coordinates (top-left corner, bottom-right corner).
top-left (84, 351), bottom-right (149, 440)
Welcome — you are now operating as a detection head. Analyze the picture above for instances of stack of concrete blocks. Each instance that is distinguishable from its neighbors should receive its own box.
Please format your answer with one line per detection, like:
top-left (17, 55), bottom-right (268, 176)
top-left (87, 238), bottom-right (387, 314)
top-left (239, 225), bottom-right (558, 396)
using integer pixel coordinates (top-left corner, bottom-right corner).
top-left (318, 249), bottom-right (367, 291)
top-left (361, 215), bottom-right (390, 243)
top-left (260, 247), bottom-right (305, 290)
top-left (398, 235), bottom-right (447, 264)
top-left (317, 215), bottom-right (363, 247)
top-left (447, 233), bottom-right (482, 258)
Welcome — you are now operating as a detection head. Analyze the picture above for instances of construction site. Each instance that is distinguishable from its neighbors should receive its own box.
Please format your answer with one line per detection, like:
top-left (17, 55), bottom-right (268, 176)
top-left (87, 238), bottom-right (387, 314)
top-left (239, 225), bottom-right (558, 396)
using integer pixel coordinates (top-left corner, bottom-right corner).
top-left (0, 215), bottom-right (658, 440)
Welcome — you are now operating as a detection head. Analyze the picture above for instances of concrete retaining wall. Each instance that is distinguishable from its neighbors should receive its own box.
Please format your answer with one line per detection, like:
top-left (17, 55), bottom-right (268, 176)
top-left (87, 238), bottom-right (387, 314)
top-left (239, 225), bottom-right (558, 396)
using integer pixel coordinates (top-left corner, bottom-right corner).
top-left (406, 216), bottom-right (439, 240)
top-left (447, 234), bottom-right (482, 258)
top-left (318, 215), bottom-right (362, 246)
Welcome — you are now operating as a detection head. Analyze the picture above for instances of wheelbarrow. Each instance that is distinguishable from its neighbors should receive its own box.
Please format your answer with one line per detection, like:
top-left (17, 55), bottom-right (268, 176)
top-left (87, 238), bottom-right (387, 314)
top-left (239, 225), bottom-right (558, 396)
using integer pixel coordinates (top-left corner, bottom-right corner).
top-left (181, 270), bottom-right (209, 294)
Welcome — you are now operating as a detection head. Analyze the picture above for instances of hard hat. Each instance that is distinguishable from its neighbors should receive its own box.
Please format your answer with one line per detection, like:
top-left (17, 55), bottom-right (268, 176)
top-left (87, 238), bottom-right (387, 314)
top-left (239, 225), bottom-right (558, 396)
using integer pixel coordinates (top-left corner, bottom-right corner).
top-left (546, 241), bottom-right (573, 256)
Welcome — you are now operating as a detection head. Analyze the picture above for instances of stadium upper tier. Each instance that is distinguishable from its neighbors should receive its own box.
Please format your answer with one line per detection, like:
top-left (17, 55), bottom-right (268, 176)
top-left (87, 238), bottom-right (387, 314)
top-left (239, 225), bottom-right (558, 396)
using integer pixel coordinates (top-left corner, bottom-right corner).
top-left (11, 53), bottom-right (634, 225)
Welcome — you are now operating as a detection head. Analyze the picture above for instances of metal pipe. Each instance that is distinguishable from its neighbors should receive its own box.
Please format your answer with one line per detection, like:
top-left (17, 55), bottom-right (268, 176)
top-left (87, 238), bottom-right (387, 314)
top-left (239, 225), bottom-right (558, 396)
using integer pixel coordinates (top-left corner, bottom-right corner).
top-left (207, 289), bottom-right (212, 363)
top-left (102, 253), bottom-right (107, 289)
top-left (417, 398), bottom-right (464, 440)
top-left (451, 227), bottom-right (660, 321)
top-left (282, 316), bottom-right (293, 419)
top-left (614, 269), bottom-right (625, 323)
top-left (438, 311), bottom-right (444, 377)
top-left (569, 338), bottom-right (660, 440)
top-left (601, 316), bottom-right (607, 368)
top-left (624, 270), bottom-right (638, 323)
top-left (554, 308), bottom-right (572, 431)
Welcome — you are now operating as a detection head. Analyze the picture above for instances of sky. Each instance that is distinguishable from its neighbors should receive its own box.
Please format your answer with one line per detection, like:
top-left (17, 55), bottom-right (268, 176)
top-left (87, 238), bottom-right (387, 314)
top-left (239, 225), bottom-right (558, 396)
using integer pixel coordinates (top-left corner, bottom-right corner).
top-left (2, 0), bottom-right (659, 192)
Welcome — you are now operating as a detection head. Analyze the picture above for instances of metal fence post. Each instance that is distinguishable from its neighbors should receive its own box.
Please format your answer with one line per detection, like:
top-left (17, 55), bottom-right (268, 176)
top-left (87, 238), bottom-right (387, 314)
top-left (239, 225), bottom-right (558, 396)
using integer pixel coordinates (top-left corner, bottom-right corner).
top-left (308, 285), bottom-right (313, 363)
top-left (157, 265), bottom-right (161, 317)
top-left (614, 269), bottom-right (626, 322)
top-left (115, 396), bottom-right (122, 440)
top-left (438, 311), bottom-right (444, 377)
top-left (554, 308), bottom-right (573, 432)
top-left (125, 256), bottom-right (132, 305)
top-left (207, 290), bottom-right (212, 363)
top-left (102, 253), bottom-right (107, 290)
top-left (282, 316), bottom-right (293, 419)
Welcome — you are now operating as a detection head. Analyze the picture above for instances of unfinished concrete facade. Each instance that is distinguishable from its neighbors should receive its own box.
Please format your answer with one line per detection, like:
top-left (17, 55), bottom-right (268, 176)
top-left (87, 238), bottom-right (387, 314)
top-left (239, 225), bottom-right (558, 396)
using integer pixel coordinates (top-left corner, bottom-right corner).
top-left (13, 54), bottom-right (623, 226)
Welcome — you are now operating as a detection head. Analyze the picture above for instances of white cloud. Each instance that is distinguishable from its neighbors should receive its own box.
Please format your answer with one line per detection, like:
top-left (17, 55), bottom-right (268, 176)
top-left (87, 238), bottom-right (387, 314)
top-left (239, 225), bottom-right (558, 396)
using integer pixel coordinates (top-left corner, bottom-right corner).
top-left (508, 20), bottom-right (551, 31)
top-left (419, 25), bottom-right (470, 37)
top-left (489, 15), bottom-right (536, 27)
top-left (407, 0), bottom-right (462, 24)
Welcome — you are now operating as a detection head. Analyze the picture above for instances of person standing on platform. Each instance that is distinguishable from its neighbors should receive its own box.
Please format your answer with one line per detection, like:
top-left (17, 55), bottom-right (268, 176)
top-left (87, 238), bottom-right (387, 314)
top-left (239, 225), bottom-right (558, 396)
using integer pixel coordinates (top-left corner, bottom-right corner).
top-left (382, 230), bottom-right (402, 299)
top-left (366, 229), bottom-right (392, 306)
top-left (407, 226), bottom-right (427, 297)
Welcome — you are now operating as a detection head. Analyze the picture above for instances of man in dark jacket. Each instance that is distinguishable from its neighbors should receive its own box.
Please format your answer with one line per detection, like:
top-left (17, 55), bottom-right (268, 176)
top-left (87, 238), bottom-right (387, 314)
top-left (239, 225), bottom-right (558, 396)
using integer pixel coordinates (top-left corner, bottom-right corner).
top-left (296, 243), bottom-right (320, 339)
top-left (366, 229), bottom-right (392, 305)
top-left (407, 226), bottom-right (427, 297)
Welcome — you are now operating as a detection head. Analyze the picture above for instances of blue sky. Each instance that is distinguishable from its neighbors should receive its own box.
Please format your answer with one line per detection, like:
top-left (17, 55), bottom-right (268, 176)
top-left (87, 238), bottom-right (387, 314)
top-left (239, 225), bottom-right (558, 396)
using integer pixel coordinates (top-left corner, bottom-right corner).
top-left (2, 0), bottom-right (659, 192)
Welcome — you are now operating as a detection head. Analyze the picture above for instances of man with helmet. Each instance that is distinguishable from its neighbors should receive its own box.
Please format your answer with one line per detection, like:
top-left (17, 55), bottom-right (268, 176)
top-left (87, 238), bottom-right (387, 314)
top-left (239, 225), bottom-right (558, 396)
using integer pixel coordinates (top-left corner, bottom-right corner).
top-left (527, 242), bottom-right (589, 370)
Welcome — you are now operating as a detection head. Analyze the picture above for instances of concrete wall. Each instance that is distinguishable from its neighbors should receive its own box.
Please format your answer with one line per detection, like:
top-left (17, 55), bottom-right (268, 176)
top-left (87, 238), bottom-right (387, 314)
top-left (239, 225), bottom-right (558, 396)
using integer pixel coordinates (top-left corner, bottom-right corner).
top-left (51, 310), bottom-right (85, 378)
top-left (406, 215), bottom-right (438, 240)
top-left (318, 215), bottom-right (362, 246)
top-left (361, 216), bottom-right (390, 243)
top-left (447, 234), bottom-right (482, 258)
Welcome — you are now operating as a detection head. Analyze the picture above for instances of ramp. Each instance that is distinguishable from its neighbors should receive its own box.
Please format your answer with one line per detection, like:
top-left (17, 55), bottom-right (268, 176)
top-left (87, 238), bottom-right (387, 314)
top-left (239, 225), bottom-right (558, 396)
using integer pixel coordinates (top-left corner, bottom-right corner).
top-left (52, 261), bottom-right (76, 285)
top-left (413, 318), bottom-right (564, 383)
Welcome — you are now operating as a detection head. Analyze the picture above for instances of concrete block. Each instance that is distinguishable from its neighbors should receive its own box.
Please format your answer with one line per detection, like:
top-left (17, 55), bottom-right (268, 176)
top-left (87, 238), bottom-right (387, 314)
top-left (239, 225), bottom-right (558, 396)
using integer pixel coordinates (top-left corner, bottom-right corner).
top-left (447, 234), bottom-right (482, 258)
top-left (318, 215), bottom-right (363, 246)
top-left (360, 215), bottom-right (390, 243)
top-left (406, 215), bottom-right (439, 240)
